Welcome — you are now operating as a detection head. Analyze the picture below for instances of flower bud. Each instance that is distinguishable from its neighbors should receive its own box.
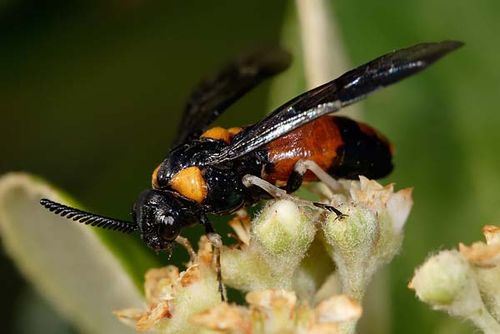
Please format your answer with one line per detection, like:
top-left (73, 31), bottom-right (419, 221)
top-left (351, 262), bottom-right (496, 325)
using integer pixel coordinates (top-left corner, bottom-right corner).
top-left (221, 199), bottom-right (317, 292)
top-left (459, 225), bottom-right (500, 323)
top-left (410, 249), bottom-right (500, 333)
top-left (253, 199), bottom-right (316, 257)
top-left (321, 177), bottom-right (412, 300)
top-left (410, 250), bottom-right (471, 306)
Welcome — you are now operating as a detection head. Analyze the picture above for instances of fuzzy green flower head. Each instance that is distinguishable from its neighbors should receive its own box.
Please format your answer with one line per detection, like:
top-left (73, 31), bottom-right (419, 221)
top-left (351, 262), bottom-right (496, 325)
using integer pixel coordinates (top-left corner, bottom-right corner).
top-left (410, 226), bottom-right (500, 334)
top-left (115, 234), bottom-right (363, 334)
top-left (410, 250), bottom-right (470, 306)
top-left (221, 199), bottom-right (318, 292)
top-left (253, 199), bottom-right (316, 257)
top-left (320, 176), bottom-right (413, 300)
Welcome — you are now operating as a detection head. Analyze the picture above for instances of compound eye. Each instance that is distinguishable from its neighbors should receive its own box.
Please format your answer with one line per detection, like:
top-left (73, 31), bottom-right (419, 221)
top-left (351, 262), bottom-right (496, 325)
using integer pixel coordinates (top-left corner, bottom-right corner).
top-left (158, 215), bottom-right (179, 241)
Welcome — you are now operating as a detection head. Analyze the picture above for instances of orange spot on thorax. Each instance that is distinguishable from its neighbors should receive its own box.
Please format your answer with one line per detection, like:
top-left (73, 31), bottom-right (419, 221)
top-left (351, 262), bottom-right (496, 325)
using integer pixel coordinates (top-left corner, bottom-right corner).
top-left (200, 127), bottom-right (243, 143)
top-left (169, 166), bottom-right (208, 203)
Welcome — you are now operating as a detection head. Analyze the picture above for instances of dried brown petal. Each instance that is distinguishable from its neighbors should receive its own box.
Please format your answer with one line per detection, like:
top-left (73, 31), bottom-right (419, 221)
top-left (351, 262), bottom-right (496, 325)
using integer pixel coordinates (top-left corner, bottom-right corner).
top-left (136, 301), bottom-right (172, 332)
top-left (191, 303), bottom-right (250, 333)
top-left (144, 266), bottom-right (179, 304)
top-left (191, 290), bottom-right (363, 334)
top-left (113, 308), bottom-right (144, 326)
top-left (308, 323), bottom-right (341, 334)
top-left (350, 176), bottom-right (394, 208)
top-left (483, 225), bottom-right (500, 245)
top-left (179, 264), bottom-right (201, 287)
top-left (198, 235), bottom-right (215, 265)
top-left (228, 215), bottom-right (252, 246)
top-left (315, 295), bottom-right (362, 323)
top-left (459, 242), bottom-right (500, 268)
top-left (115, 261), bottom-right (219, 332)
top-left (246, 289), bottom-right (297, 311)
top-left (386, 187), bottom-right (413, 233)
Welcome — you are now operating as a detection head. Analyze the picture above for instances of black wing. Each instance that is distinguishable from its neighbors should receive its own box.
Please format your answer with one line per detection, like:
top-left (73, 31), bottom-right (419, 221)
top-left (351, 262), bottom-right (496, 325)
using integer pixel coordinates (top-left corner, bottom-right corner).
top-left (173, 47), bottom-right (292, 146)
top-left (206, 41), bottom-right (463, 164)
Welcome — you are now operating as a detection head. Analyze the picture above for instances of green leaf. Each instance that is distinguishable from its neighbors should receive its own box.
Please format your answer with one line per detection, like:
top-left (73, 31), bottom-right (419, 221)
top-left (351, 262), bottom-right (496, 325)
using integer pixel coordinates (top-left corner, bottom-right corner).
top-left (0, 173), bottom-right (143, 333)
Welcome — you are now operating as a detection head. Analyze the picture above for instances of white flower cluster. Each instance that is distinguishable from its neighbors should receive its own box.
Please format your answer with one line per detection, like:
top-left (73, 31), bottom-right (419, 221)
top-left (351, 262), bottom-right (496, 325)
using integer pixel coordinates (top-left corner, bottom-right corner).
top-left (115, 177), bottom-right (413, 334)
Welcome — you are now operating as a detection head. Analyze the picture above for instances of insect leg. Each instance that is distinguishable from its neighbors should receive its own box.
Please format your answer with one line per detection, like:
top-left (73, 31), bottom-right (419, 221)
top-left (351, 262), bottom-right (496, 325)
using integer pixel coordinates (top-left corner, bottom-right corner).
top-left (286, 160), bottom-right (345, 217)
top-left (313, 202), bottom-right (346, 218)
top-left (242, 174), bottom-right (344, 218)
top-left (175, 236), bottom-right (197, 262)
top-left (242, 174), bottom-right (288, 198)
top-left (287, 159), bottom-right (342, 193)
top-left (200, 215), bottom-right (226, 302)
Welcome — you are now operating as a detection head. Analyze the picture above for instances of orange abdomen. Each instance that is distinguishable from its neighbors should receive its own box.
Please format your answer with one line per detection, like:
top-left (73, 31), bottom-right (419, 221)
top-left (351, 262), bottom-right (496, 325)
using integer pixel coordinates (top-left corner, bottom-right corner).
top-left (262, 115), bottom-right (394, 184)
top-left (263, 116), bottom-right (343, 184)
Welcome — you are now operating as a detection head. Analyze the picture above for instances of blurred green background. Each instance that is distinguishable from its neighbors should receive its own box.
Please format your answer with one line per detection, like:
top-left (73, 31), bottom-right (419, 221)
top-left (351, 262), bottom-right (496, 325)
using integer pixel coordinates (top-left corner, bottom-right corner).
top-left (1, 0), bottom-right (499, 333)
